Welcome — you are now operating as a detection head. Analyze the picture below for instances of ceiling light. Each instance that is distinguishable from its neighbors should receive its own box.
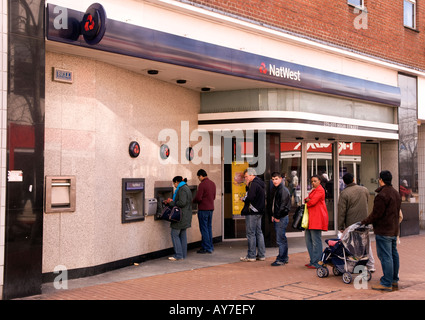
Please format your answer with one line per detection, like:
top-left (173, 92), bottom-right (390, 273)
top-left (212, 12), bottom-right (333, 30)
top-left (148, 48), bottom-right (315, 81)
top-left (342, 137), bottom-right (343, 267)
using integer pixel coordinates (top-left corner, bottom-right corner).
top-left (176, 79), bottom-right (187, 84)
top-left (147, 69), bottom-right (159, 75)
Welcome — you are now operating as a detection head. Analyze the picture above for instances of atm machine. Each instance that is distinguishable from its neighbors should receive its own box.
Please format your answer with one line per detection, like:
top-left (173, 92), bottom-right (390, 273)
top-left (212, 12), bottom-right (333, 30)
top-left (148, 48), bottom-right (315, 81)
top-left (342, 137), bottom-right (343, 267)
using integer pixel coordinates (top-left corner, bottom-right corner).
top-left (122, 178), bottom-right (145, 223)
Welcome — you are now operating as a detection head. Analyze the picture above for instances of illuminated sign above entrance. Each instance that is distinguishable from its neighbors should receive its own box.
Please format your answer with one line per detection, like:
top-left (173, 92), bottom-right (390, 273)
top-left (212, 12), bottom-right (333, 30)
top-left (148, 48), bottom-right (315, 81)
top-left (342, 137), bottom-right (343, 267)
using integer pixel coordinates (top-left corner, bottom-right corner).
top-left (46, 4), bottom-right (401, 107)
top-left (262, 63), bottom-right (301, 82)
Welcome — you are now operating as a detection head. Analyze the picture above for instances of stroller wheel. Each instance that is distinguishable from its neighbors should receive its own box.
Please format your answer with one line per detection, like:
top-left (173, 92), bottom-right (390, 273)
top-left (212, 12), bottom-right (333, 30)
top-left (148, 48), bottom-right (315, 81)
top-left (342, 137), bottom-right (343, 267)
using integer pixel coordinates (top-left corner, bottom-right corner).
top-left (317, 266), bottom-right (329, 278)
top-left (342, 272), bottom-right (352, 284)
top-left (333, 266), bottom-right (342, 276)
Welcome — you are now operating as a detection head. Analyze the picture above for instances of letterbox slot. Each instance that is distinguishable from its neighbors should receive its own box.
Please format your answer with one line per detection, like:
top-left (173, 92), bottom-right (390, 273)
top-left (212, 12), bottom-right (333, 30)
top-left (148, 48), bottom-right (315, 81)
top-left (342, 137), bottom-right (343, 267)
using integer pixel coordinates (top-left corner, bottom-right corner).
top-left (45, 176), bottom-right (76, 213)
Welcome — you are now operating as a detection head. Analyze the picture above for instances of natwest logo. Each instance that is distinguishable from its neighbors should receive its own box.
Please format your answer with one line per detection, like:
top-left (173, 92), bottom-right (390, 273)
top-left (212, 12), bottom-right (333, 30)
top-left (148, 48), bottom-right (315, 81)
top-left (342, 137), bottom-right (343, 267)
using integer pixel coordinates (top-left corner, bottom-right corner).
top-left (259, 62), bottom-right (268, 74)
top-left (259, 62), bottom-right (301, 82)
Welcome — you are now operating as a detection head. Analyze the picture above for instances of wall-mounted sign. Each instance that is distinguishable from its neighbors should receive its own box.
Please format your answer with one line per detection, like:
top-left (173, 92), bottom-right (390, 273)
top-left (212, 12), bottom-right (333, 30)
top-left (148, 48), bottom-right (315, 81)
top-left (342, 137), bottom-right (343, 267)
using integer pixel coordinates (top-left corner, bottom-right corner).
top-left (81, 3), bottom-right (107, 45)
top-left (185, 147), bottom-right (194, 161)
top-left (160, 144), bottom-right (170, 159)
top-left (8, 170), bottom-right (23, 182)
top-left (129, 141), bottom-right (140, 158)
top-left (52, 67), bottom-right (73, 83)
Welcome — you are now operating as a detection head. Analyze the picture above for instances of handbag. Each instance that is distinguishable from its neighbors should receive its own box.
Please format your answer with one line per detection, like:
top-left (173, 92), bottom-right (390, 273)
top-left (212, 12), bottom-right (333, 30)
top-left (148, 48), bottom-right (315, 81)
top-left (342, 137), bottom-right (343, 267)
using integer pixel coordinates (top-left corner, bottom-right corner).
top-left (301, 204), bottom-right (309, 229)
top-left (160, 205), bottom-right (181, 222)
top-left (292, 205), bottom-right (305, 230)
top-left (168, 206), bottom-right (182, 222)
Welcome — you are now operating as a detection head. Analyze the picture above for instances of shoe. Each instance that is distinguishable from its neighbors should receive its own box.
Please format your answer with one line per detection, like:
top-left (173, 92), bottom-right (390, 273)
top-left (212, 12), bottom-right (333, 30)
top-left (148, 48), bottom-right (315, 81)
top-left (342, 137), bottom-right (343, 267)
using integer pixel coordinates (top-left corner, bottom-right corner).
top-left (197, 249), bottom-right (212, 254)
top-left (271, 261), bottom-right (287, 266)
top-left (372, 284), bottom-right (392, 292)
top-left (256, 256), bottom-right (266, 261)
top-left (392, 282), bottom-right (399, 291)
top-left (306, 264), bottom-right (317, 269)
top-left (240, 256), bottom-right (256, 262)
top-left (168, 256), bottom-right (183, 261)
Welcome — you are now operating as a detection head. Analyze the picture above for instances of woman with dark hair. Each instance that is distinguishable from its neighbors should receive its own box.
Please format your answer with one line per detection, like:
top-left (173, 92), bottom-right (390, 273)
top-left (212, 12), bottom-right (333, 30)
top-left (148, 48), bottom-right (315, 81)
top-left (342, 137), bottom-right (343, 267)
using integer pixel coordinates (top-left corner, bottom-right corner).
top-left (164, 176), bottom-right (193, 261)
top-left (304, 175), bottom-right (328, 269)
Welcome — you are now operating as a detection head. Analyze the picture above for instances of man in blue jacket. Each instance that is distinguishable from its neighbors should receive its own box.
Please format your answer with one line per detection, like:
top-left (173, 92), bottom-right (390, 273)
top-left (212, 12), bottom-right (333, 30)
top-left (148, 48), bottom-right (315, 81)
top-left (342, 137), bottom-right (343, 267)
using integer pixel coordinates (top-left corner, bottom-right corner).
top-left (240, 168), bottom-right (266, 262)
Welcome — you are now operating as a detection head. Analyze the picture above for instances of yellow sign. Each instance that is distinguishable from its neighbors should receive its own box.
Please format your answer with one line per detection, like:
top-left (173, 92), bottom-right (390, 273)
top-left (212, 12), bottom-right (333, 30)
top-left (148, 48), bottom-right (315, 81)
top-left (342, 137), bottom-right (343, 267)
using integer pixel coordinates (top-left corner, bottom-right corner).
top-left (231, 162), bottom-right (249, 216)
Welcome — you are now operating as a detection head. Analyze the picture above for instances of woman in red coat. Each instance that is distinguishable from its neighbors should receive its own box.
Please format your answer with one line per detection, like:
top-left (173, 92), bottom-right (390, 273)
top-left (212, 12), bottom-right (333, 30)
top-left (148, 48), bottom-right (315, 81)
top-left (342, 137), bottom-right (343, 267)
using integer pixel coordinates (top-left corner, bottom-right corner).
top-left (304, 175), bottom-right (329, 268)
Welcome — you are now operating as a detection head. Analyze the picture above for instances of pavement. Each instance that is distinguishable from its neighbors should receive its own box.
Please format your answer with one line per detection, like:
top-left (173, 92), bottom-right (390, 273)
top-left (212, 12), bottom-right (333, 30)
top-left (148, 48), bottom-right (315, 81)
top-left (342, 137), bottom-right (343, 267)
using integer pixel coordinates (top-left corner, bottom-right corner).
top-left (16, 230), bottom-right (425, 306)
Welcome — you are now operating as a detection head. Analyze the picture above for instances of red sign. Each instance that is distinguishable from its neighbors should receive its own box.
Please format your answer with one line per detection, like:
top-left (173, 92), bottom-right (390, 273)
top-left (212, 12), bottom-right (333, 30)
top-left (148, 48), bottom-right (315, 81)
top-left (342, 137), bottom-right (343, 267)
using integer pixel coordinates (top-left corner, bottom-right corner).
top-left (281, 142), bottom-right (361, 155)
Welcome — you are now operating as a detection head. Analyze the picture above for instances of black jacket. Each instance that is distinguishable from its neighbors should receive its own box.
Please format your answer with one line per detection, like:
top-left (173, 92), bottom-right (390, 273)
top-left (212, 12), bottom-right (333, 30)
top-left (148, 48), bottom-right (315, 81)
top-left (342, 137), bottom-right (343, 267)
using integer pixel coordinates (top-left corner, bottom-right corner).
top-left (241, 176), bottom-right (265, 215)
top-left (361, 184), bottom-right (401, 236)
top-left (271, 183), bottom-right (291, 219)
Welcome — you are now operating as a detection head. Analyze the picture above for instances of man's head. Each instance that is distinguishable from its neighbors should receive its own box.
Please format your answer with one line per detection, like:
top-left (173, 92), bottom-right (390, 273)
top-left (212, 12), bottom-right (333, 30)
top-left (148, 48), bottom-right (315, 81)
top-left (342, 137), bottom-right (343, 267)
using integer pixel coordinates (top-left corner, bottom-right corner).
top-left (197, 169), bottom-right (207, 181)
top-left (244, 168), bottom-right (257, 184)
top-left (271, 172), bottom-right (283, 187)
top-left (379, 170), bottom-right (392, 186)
top-left (343, 173), bottom-right (354, 185)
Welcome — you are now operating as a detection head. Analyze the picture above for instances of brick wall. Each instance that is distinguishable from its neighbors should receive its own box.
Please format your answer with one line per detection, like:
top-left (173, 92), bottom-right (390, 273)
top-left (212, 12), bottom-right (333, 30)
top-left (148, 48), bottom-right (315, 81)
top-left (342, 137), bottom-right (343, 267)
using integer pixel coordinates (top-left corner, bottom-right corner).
top-left (184, 0), bottom-right (425, 71)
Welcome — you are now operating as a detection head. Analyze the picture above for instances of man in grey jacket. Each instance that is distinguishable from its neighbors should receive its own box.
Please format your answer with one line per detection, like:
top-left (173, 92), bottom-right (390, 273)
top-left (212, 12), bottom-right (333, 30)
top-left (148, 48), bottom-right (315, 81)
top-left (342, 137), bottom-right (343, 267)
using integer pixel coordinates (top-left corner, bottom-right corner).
top-left (338, 173), bottom-right (375, 271)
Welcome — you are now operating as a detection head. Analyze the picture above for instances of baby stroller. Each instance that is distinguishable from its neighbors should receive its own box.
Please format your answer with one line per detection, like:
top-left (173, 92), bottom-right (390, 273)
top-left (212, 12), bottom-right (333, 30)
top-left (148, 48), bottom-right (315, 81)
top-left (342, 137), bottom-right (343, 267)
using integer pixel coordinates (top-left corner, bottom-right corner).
top-left (317, 222), bottom-right (372, 284)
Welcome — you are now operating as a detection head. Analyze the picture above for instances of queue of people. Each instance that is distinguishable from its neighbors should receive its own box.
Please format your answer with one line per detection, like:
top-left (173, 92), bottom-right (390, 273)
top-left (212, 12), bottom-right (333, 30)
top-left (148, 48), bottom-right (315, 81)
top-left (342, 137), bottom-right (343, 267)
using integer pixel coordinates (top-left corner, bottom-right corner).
top-left (162, 168), bottom-right (402, 292)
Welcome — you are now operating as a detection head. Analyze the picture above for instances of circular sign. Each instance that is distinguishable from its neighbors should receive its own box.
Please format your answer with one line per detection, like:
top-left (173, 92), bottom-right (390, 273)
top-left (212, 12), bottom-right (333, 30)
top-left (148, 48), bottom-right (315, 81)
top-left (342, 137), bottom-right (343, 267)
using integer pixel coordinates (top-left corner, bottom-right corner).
top-left (185, 147), bottom-right (194, 161)
top-left (129, 141), bottom-right (140, 158)
top-left (81, 3), bottom-right (107, 45)
top-left (160, 144), bottom-right (170, 160)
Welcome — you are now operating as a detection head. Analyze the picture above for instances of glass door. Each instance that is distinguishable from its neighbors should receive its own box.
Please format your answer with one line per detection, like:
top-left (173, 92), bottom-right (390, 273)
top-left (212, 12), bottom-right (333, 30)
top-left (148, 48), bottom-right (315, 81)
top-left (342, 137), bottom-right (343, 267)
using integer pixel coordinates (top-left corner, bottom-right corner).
top-left (306, 143), bottom-right (335, 231)
top-left (280, 142), bottom-right (302, 233)
top-left (339, 143), bottom-right (379, 213)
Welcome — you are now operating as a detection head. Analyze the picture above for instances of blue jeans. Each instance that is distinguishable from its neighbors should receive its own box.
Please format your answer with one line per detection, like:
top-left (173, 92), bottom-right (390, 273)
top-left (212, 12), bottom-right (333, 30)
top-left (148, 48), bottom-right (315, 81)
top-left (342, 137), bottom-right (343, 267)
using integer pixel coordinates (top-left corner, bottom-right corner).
top-left (198, 210), bottom-right (214, 252)
top-left (305, 229), bottom-right (322, 268)
top-left (375, 235), bottom-right (400, 287)
top-left (171, 228), bottom-right (187, 259)
top-left (274, 215), bottom-right (289, 263)
top-left (245, 214), bottom-right (266, 259)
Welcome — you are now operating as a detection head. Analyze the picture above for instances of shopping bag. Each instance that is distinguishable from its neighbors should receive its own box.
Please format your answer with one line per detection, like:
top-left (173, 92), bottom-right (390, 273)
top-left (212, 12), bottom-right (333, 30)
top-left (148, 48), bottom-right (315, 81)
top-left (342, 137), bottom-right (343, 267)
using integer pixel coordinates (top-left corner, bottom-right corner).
top-left (292, 205), bottom-right (305, 230)
top-left (301, 204), bottom-right (309, 229)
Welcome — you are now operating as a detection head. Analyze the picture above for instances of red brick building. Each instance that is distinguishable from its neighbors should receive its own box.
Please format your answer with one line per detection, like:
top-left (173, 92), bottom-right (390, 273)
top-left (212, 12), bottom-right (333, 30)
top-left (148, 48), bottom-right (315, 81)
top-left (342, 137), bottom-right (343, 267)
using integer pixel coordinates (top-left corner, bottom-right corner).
top-left (185, 0), bottom-right (422, 69)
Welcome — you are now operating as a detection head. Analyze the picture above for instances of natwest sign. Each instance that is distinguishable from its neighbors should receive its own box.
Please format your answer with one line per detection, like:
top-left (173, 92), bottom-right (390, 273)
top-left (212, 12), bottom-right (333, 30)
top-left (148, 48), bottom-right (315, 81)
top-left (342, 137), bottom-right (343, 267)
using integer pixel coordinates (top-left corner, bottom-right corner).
top-left (281, 142), bottom-right (361, 155)
top-left (259, 62), bottom-right (301, 81)
top-left (46, 4), bottom-right (400, 106)
top-left (268, 63), bottom-right (301, 81)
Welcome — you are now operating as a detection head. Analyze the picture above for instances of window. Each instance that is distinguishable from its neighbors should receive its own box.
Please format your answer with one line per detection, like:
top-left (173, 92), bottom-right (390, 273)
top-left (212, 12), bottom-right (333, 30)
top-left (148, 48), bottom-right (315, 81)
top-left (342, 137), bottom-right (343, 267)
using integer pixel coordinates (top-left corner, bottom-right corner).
top-left (348, 0), bottom-right (363, 8)
top-left (404, 0), bottom-right (416, 29)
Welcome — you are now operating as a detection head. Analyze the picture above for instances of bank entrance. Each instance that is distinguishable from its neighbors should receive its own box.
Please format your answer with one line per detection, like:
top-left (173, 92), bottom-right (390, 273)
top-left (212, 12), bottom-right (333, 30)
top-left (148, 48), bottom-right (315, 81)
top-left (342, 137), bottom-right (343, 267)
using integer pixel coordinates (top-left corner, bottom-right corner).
top-left (223, 136), bottom-right (380, 244)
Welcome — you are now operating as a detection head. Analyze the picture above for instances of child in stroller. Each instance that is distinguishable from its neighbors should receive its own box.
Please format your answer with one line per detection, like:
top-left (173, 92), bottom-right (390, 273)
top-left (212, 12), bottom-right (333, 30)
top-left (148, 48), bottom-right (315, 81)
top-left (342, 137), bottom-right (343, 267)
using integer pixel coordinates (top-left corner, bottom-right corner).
top-left (317, 222), bottom-right (372, 284)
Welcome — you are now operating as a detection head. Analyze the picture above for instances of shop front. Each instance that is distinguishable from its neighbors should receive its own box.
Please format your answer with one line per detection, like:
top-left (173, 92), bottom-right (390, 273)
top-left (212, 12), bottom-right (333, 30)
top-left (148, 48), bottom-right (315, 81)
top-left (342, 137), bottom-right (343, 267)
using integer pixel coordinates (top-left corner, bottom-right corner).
top-left (198, 88), bottom-right (399, 242)
top-left (4, 0), bottom-right (407, 299)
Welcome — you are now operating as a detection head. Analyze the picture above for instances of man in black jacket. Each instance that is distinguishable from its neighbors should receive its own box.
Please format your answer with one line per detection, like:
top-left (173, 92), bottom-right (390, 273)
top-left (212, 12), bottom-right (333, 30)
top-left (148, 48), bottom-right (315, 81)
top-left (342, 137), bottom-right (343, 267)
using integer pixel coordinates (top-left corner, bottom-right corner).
top-left (361, 170), bottom-right (401, 292)
top-left (270, 172), bottom-right (291, 266)
top-left (240, 168), bottom-right (266, 262)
